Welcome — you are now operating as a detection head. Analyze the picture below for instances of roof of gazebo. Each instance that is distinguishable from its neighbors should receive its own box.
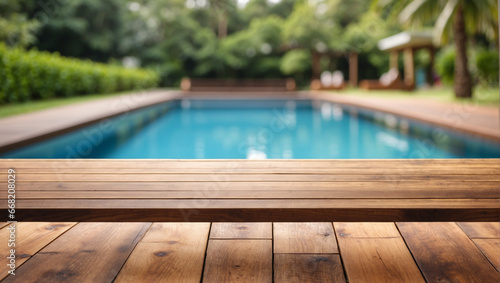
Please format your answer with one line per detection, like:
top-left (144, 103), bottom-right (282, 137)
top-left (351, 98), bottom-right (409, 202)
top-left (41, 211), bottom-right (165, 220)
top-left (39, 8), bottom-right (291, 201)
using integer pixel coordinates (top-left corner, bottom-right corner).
top-left (378, 31), bottom-right (436, 52)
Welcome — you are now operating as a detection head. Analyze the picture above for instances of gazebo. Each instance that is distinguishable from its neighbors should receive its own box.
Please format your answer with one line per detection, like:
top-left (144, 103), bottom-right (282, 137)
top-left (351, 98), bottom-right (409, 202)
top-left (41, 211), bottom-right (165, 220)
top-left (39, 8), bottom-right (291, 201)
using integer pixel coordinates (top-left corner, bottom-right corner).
top-left (377, 31), bottom-right (437, 89)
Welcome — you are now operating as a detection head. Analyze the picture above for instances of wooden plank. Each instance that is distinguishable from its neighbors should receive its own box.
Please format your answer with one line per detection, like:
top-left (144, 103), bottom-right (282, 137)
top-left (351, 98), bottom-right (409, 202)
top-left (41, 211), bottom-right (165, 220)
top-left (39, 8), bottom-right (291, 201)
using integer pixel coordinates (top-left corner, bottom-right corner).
top-left (2, 159), bottom-right (498, 169)
top-left (202, 240), bottom-right (272, 283)
top-left (334, 222), bottom-right (401, 238)
top-left (472, 239), bottom-right (500, 272)
top-left (12, 198), bottom-right (500, 209)
top-left (397, 222), bottom-right (500, 282)
top-left (11, 207), bottom-right (498, 222)
top-left (10, 173), bottom-right (500, 182)
top-left (8, 185), bottom-right (499, 199)
top-left (274, 254), bottom-right (346, 283)
top-left (0, 222), bottom-right (76, 280)
top-left (457, 222), bottom-right (500, 238)
top-left (115, 223), bottom-right (210, 283)
top-left (1, 159), bottom-right (498, 222)
top-left (334, 223), bottom-right (424, 283)
top-left (6, 166), bottom-right (500, 174)
top-left (274, 223), bottom-right (338, 253)
top-left (7, 180), bottom-right (498, 201)
top-left (210, 223), bottom-right (272, 239)
top-left (2, 223), bottom-right (150, 283)
top-left (8, 180), bottom-right (499, 193)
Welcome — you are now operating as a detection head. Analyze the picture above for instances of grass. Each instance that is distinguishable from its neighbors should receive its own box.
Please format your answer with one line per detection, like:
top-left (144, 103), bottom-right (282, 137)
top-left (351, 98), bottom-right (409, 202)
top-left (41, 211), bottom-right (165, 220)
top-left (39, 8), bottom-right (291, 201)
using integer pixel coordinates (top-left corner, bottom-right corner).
top-left (339, 85), bottom-right (499, 107)
top-left (0, 90), bottom-right (150, 118)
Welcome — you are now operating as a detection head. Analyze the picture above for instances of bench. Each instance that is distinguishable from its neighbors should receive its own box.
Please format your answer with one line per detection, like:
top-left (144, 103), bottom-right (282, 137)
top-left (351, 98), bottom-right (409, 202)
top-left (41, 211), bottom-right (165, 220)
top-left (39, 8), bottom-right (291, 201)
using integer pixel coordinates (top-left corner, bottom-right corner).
top-left (180, 78), bottom-right (296, 92)
top-left (2, 159), bottom-right (498, 222)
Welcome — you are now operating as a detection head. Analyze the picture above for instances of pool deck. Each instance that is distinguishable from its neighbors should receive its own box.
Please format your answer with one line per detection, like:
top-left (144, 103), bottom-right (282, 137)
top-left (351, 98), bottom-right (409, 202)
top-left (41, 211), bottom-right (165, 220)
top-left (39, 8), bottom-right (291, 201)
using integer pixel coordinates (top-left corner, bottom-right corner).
top-left (311, 91), bottom-right (500, 142)
top-left (0, 221), bottom-right (499, 282)
top-left (0, 89), bottom-right (183, 153)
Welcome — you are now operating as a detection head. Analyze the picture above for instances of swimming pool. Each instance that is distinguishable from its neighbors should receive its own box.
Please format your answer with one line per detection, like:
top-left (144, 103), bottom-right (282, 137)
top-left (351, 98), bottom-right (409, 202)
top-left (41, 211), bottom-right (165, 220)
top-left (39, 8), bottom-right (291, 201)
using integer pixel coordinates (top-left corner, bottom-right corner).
top-left (2, 99), bottom-right (499, 158)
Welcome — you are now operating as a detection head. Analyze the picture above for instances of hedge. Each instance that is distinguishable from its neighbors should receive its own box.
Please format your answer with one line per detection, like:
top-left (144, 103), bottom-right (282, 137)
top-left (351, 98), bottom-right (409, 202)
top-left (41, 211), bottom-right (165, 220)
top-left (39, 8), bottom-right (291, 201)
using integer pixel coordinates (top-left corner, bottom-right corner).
top-left (0, 44), bottom-right (158, 104)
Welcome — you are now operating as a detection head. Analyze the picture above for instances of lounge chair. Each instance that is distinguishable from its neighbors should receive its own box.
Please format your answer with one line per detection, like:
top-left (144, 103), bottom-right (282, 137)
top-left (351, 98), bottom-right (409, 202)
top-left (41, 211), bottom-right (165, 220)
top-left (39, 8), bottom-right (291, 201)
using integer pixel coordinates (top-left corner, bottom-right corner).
top-left (310, 71), bottom-right (346, 90)
top-left (359, 68), bottom-right (412, 90)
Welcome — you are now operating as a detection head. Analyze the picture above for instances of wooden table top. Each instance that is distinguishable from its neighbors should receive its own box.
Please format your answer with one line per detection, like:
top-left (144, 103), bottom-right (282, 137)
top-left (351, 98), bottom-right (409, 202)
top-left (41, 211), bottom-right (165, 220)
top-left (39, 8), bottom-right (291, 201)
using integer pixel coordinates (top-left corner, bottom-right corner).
top-left (1, 159), bottom-right (499, 222)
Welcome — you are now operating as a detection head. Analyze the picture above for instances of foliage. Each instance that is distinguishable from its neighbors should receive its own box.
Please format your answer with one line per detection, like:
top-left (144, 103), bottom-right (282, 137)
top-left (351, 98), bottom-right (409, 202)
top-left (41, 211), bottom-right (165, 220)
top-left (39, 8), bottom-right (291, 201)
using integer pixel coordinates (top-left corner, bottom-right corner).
top-left (340, 11), bottom-right (400, 53)
top-left (475, 49), bottom-right (499, 85)
top-left (280, 49), bottom-right (311, 75)
top-left (282, 1), bottom-right (338, 51)
top-left (1, 0), bottom-right (498, 88)
top-left (375, 0), bottom-right (499, 98)
top-left (435, 48), bottom-right (455, 85)
top-left (0, 0), bottom-right (40, 48)
top-left (374, 0), bottom-right (498, 45)
top-left (435, 47), bottom-right (499, 86)
top-left (0, 44), bottom-right (158, 104)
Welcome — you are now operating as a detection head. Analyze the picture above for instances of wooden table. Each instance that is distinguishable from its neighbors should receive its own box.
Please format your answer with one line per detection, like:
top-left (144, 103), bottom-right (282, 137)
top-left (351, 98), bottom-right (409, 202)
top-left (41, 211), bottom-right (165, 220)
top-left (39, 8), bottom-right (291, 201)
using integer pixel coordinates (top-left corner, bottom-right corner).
top-left (1, 159), bottom-right (498, 222)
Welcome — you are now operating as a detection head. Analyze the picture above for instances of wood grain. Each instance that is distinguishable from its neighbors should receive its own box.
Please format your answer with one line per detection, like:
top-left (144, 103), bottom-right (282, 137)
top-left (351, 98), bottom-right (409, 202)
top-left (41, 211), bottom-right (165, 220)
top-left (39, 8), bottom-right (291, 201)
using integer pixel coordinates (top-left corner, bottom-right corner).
top-left (334, 222), bottom-right (401, 238)
top-left (115, 223), bottom-right (210, 283)
top-left (457, 222), bottom-right (500, 238)
top-left (472, 239), bottom-right (500, 272)
top-left (6, 183), bottom-right (499, 199)
top-left (2, 159), bottom-right (498, 169)
top-left (11, 198), bottom-right (500, 209)
top-left (334, 223), bottom-right (424, 283)
top-left (274, 254), bottom-right (346, 283)
top-left (5, 166), bottom-right (499, 174)
top-left (397, 222), bottom-right (500, 283)
top-left (274, 223), bottom-right (338, 253)
top-left (10, 173), bottom-right (500, 182)
top-left (2, 223), bottom-right (150, 283)
top-left (1, 159), bottom-right (498, 222)
top-left (7, 180), bottom-right (499, 191)
top-left (0, 222), bottom-right (75, 280)
top-left (10, 208), bottom-right (500, 222)
top-left (210, 223), bottom-right (272, 239)
top-left (203, 240), bottom-right (272, 283)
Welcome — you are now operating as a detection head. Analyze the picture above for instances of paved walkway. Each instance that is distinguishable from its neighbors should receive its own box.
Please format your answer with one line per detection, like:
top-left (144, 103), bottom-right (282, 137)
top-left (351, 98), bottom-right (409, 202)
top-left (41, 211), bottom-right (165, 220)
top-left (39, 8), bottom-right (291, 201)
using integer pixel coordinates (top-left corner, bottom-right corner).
top-left (313, 92), bottom-right (500, 141)
top-left (0, 89), bottom-right (183, 152)
top-left (0, 90), bottom-right (498, 153)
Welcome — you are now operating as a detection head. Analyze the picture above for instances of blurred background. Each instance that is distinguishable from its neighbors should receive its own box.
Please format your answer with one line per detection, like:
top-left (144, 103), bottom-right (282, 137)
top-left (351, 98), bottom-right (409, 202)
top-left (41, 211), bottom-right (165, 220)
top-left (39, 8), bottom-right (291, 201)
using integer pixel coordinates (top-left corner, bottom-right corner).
top-left (0, 0), bottom-right (498, 97)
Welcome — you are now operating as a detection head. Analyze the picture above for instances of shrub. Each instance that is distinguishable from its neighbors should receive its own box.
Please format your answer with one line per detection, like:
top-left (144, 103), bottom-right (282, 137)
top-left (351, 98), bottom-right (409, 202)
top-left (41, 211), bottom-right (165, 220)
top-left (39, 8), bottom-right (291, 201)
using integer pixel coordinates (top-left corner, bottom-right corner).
top-left (476, 49), bottom-right (499, 85)
top-left (436, 48), bottom-right (455, 85)
top-left (0, 43), bottom-right (158, 104)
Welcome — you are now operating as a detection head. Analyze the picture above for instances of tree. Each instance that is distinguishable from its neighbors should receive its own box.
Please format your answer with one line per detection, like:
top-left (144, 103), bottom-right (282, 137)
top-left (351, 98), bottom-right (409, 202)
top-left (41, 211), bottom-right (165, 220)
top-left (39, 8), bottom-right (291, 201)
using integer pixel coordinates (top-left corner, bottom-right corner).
top-left (207, 0), bottom-right (237, 38)
top-left (282, 1), bottom-right (341, 78)
top-left (31, 0), bottom-right (128, 62)
top-left (378, 0), bottom-right (498, 98)
top-left (0, 0), bottom-right (40, 48)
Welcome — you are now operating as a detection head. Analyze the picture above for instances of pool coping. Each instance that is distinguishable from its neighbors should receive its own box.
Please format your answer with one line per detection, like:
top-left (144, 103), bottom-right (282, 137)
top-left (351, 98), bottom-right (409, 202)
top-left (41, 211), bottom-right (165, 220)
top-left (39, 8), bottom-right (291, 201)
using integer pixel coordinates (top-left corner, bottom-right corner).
top-left (311, 91), bottom-right (500, 143)
top-left (0, 89), bottom-right (184, 154)
top-left (0, 90), bottom-right (498, 154)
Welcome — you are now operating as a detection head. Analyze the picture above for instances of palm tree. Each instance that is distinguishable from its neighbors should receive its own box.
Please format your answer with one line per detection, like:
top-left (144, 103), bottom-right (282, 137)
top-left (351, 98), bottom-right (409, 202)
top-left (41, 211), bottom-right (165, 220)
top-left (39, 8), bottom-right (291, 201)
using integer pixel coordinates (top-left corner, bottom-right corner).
top-left (379, 0), bottom-right (498, 98)
top-left (208, 0), bottom-right (236, 39)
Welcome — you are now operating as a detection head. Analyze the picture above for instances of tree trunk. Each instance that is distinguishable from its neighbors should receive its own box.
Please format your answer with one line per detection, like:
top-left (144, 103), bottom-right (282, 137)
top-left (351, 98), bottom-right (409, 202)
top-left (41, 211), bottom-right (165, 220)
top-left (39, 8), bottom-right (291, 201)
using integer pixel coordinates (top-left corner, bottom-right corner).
top-left (453, 4), bottom-right (472, 98)
top-left (311, 50), bottom-right (321, 79)
top-left (218, 13), bottom-right (227, 39)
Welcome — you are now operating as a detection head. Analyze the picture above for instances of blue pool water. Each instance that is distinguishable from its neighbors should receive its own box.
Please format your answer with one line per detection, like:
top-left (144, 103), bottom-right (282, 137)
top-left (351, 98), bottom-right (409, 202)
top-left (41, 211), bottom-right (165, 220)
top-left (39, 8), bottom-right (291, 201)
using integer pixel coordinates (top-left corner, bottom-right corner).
top-left (2, 99), bottom-right (499, 159)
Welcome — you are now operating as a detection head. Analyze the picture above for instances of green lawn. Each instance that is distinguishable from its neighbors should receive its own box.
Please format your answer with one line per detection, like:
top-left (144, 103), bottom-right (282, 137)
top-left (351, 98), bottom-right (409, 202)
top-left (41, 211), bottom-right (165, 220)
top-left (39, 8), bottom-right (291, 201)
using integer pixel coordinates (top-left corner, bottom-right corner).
top-left (339, 85), bottom-right (499, 107)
